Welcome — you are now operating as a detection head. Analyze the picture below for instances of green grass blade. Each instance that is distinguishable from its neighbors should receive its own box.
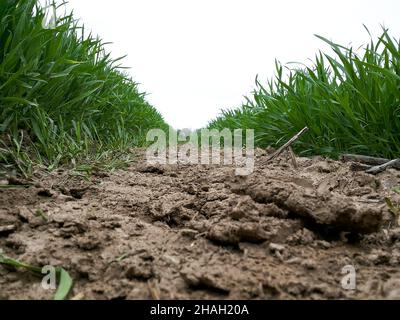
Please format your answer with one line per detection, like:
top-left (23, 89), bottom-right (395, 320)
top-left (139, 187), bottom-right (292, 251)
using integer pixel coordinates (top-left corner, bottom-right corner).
top-left (54, 268), bottom-right (73, 301)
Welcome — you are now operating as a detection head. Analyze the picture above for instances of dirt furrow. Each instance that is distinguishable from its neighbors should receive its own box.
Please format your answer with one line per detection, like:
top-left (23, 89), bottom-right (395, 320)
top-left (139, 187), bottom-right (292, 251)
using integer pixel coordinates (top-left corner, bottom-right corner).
top-left (1, 150), bottom-right (400, 299)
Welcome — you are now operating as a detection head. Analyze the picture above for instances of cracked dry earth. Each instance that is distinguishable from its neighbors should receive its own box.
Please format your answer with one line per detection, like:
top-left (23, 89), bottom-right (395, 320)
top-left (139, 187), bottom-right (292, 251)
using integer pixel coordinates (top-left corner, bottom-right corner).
top-left (1, 149), bottom-right (400, 300)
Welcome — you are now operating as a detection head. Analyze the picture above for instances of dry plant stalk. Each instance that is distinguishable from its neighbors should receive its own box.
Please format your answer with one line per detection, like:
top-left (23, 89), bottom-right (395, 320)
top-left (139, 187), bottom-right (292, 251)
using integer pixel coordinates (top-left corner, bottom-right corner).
top-left (366, 159), bottom-right (400, 175)
top-left (341, 154), bottom-right (400, 174)
top-left (341, 154), bottom-right (400, 169)
top-left (267, 127), bottom-right (309, 162)
top-left (288, 146), bottom-right (298, 169)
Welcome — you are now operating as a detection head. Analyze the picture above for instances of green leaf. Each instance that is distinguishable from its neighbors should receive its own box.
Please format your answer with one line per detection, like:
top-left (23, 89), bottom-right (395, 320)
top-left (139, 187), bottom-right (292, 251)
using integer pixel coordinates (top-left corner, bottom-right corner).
top-left (0, 254), bottom-right (42, 273)
top-left (0, 97), bottom-right (38, 107)
top-left (0, 253), bottom-right (73, 300)
top-left (54, 268), bottom-right (73, 300)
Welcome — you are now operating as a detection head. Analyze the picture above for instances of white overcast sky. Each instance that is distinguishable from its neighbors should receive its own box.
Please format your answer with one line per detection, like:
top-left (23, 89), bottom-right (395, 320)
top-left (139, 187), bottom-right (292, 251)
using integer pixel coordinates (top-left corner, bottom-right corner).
top-left (57, 0), bottom-right (400, 129)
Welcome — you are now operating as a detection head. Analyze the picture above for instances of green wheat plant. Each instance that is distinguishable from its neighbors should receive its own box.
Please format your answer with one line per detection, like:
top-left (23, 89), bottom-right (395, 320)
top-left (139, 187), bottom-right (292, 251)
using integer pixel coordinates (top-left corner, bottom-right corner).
top-left (209, 27), bottom-right (400, 159)
top-left (0, 0), bottom-right (168, 175)
top-left (0, 251), bottom-right (73, 300)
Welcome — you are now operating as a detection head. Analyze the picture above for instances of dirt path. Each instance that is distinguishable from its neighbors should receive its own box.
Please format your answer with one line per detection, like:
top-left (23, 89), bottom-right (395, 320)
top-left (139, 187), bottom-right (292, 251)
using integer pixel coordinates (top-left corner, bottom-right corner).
top-left (1, 149), bottom-right (400, 300)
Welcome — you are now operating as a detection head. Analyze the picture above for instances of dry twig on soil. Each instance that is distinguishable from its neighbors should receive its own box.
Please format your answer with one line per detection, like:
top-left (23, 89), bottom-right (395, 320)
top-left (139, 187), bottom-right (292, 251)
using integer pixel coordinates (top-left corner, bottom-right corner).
top-left (288, 146), bottom-right (298, 169)
top-left (267, 127), bottom-right (309, 162)
top-left (366, 159), bottom-right (400, 175)
top-left (340, 154), bottom-right (400, 174)
top-left (340, 154), bottom-right (400, 169)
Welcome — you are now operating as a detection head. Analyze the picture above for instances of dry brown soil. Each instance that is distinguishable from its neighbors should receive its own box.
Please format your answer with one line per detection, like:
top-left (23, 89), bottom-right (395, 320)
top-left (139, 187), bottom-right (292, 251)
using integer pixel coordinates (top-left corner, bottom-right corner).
top-left (1, 149), bottom-right (400, 300)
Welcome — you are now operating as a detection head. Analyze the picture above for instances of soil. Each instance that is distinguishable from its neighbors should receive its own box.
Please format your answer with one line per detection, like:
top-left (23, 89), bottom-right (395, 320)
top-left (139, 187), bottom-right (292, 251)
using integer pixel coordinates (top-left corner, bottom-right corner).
top-left (1, 149), bottom-right (400, 300)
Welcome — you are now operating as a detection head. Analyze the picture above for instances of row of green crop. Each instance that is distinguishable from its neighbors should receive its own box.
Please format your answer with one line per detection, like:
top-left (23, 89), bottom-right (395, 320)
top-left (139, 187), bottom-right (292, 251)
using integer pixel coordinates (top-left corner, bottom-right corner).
top-left (0, 0), bottom-right (168, 175)
top-left (209, 29), bottom-right (400, 159)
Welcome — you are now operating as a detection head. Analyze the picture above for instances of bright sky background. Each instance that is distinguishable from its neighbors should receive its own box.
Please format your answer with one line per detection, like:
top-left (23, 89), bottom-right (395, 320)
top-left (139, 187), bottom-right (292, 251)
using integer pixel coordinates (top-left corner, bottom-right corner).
top-left (58, 0), bottom-right (400, 129)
